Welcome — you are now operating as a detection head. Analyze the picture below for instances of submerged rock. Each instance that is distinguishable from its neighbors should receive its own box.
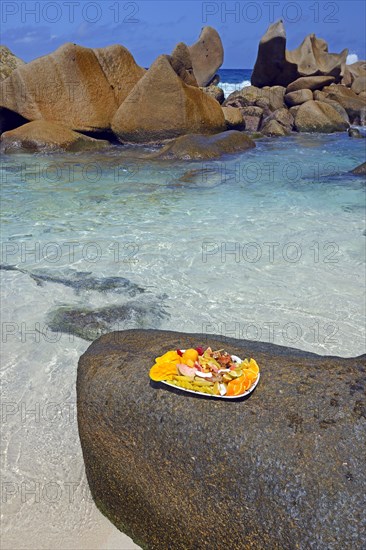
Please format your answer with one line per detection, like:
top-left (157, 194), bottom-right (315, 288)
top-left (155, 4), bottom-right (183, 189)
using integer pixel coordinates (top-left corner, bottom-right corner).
top-left (0, 265), bottom-right (145, 296)
top-left (0, 120), bottom-right (111, 153)
top-left (149, 131), bottom-right (255, 160)
top-left (351, 161), bottom-right (366, 175)
top-left (48, 303), bottom-right (168, 341)
top-left (173, 167), bottom-right (236, 188)
top-left (77, 329), bottom-right (366, 550)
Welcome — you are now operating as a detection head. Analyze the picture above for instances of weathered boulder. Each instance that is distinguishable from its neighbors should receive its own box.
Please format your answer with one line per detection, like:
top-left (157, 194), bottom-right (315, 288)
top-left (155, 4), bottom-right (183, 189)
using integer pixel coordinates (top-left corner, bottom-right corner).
top-left (170, 42), bottom-right (198, 86)
top-left (285, 89), bottom-right (313, 106)
top-left (313, 91), bottom-right (350, 124)
top-left (240, 106), bottom-right (264, 132)
top-left (222, 106), bottom-right (244, 129)
top-left (261, 107), bottom-right (294, 132)
top-left (148, 131), bottom-right (255, 160)
top-left (208, 74), bottom-right (220, 86)
top-left (351, 161), bottom-right (366, 175)
top-left (286, 75), bottom-right (335, 93)
top-left (348, 128), bottom-right (363, 139)
top-left (0, 43), bottom-right (145, 133)
top-left (252, 20), bottom-right (347, 88)
top-left (0, 46), bottom-right (25, 81)
top-left (92, 44), bottom-right (146, 106)
top-left (343, 61), bottom-right (366, 86)
top-left (261, 119), bottom-right (290, 137)
top-left (223, 86), bottom-right (258, 108)
top-left (251, 20), bottom-right (296, 88)
top-left (112, 55), bottom-right (226, 143)
top-left (188, 27), bottom-right (224, 87)
top-left (323, 91), bottom-right (366, 125)
top-left (351, 76), bottom-right (366, 95)
top-left (200, 85), bottom-right (225, 104)
top-left (289, 105), bottom-right (301, 119)
top-left (294, 100), bottom-right (349, 132)
top-left (322, 84), bottom-right (360, 99)
top-left (0, 120), bottom-right (110, 153)
top-left (224, 85), bottom-right (285, 112)
top-left (77, 329), bottom-right (366, 550)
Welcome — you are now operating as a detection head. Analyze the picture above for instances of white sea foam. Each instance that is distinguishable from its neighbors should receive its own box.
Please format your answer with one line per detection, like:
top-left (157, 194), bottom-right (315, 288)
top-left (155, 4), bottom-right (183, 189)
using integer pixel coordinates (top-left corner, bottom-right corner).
top-left (346, 53), bottom-right (359, 65)
top-left (221, 79), bottom-right (251, 98)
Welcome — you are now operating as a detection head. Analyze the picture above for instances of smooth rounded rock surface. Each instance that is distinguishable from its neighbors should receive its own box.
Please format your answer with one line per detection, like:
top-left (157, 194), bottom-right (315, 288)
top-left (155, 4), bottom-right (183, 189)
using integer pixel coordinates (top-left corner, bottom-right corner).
top-left (148, 130), bottom-right (255, 160)
top-left (112, 55), bottom-right (226, 143)
top-left (351, 76), bottom-right (366, 95)
top-left (286, 76), bottom-right (335, 93)
top-left (0, 43), bottom-right (145, 132)
top-left (0, 120), bottom-right (111, 153)
top-left (188, 26), bottom-right (224, 87)
top-left (285, 89), bottom-right (313, 106)
top-left (77, 329), bottom-right (366, 550)
top-left (294, 100), bottom-right (349, 132)
top-left (221, 106), bottom-right (245, 129)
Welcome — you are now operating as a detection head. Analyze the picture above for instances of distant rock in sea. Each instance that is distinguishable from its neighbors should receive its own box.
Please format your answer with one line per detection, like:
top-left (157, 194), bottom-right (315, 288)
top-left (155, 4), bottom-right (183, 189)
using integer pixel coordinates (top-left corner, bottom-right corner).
top-left (251, 20), bottom-right (348, 88)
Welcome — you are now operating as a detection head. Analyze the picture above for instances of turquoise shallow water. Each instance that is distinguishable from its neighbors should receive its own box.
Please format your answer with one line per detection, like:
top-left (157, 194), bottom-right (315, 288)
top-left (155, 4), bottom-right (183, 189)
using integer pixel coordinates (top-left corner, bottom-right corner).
top-left (1, 131), bottom-right (365, 548)
top-left (1, 132), bottom-right (365, 355)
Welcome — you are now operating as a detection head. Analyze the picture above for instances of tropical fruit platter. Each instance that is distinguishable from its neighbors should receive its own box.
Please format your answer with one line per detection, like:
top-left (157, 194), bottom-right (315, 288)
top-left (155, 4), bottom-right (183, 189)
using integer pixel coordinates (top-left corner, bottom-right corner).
top-left (149, 347), bottom-right (260, 399)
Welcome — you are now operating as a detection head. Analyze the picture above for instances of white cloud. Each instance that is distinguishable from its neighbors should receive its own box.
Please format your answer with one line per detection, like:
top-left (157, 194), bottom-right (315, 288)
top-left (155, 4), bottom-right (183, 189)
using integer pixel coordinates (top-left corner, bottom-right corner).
top-left (346, 53), bottom-right (359, 65)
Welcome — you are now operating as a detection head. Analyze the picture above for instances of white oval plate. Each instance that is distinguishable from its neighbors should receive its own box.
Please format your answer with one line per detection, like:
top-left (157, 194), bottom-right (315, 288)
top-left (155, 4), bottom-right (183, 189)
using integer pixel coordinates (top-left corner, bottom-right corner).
top-left (160, 353), bottom-right (260, 399)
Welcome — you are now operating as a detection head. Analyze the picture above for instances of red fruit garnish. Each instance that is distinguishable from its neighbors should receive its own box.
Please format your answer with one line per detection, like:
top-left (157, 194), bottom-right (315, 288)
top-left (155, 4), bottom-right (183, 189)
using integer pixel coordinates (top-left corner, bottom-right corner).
top-left (196, 347), bottom-right (204, 356)
top-left (177, 349), bottom-right (183, 357)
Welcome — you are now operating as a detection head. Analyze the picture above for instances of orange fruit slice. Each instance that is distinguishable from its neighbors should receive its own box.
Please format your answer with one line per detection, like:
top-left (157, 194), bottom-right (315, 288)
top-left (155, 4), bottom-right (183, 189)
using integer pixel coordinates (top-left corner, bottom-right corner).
top-left (226, 374), bottom-right (249, 396)
top-left (248, 358), bottom-right (259, 374)
top-left (182, 349), bottom-right (199, 363)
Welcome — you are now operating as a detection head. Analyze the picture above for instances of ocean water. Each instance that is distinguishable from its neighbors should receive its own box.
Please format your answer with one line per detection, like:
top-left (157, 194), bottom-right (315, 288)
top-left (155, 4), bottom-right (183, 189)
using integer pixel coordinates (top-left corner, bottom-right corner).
top-left (1, 72), bottom-right (365, 548)
top-left (220, 68), bottom-right (252, 97)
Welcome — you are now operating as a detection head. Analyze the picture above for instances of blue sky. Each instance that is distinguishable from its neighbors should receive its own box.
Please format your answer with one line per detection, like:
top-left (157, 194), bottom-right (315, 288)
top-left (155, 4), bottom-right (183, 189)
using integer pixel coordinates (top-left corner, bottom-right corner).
top-left (1, 0), bottom-right (365, 68)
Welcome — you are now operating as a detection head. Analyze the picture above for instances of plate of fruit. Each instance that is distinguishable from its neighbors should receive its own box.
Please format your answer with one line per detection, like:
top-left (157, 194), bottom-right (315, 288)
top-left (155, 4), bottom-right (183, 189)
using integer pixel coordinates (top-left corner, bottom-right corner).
top-left (149, 347), bottom-right (260, 398)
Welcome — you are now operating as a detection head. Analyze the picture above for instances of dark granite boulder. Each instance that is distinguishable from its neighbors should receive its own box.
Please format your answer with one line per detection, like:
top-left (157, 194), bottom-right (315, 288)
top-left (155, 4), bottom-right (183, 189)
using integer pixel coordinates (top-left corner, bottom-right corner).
top-left (252, 20), bottom-right (347, 88)
top-left (77, 329), bottom-right (366, 550)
